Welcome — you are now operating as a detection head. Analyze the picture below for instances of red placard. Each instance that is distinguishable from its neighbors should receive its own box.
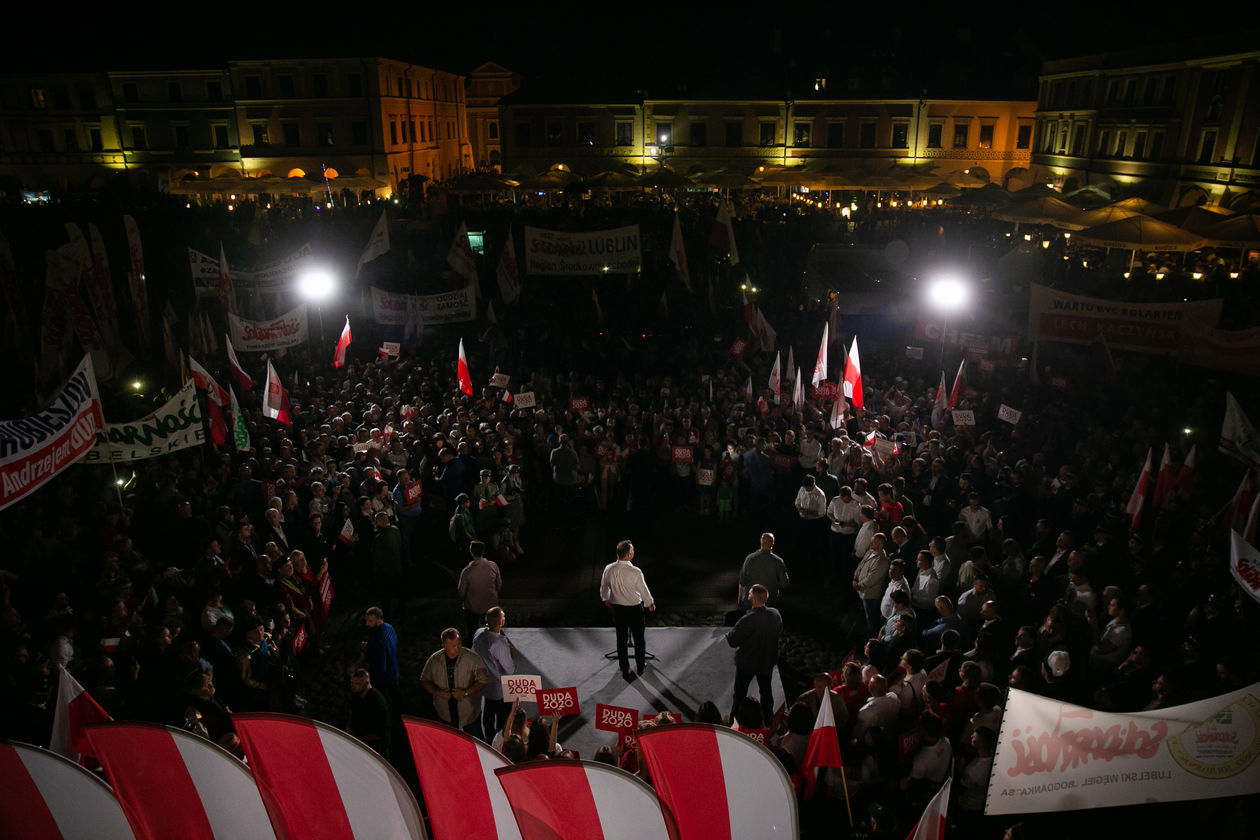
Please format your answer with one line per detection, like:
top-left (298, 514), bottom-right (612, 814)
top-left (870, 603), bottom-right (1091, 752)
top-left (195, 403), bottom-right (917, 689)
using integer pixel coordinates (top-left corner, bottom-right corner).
top-left (535, 686), bottom-right (580, 716)
top-left (595, 704), bottom-right (639, 735)
top-left (671, 445), bottom-right (693, 463)
top-left (813, 381), bottom-right (839, 400)
top-left (291, 623), bottom-right (308, 654)
top-left (319, 572), bottom-right (334, 612)
top-left (569, 396), bottom-right (590, 413)
top-left (405, 481), bottom-right (422, 504)
top-left (741, 728), bottom-right (773, 745)
top-left (1049, 375), bottom-right (1070, 391)
top-left (898, 721), bottom-right (922, 763)
top-left (729, 337), bottom-right (748, 356)
top-left (772, 453), bottom-right (794, 472)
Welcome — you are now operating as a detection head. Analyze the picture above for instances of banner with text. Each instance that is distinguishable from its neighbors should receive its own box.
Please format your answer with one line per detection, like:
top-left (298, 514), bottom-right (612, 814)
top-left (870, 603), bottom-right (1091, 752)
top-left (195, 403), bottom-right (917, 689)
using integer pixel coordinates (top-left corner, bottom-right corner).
top-left (86, 381), bottom-right (205, 462)
top-left (229, 304), bottom-right (309, 352)
top-left (1027, 285), bottom-right (1223, 353)
top-left (1178, 317), bottom-right (1260, 377)
top-left (523, 225), bottom-right (642, 275)
top-left (986, 684), bottom-right (1260, 815)
top-left (370, 286), bottom-right (475, 326)
top-left (1, 355), bottom-right (104, 510)
top-left (188, 244), bottom-right (312, 295)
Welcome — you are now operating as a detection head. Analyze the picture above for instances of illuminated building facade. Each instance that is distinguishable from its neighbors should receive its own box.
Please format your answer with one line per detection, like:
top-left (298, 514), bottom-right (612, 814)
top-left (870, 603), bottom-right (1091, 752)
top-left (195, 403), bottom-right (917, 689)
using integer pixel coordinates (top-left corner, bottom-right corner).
top-left (1030, 41), bottom-right (1260, 207)
top-left (466, 62), bottom-right (521, 171)
top-left (0, 58), bottom-right (473, 199)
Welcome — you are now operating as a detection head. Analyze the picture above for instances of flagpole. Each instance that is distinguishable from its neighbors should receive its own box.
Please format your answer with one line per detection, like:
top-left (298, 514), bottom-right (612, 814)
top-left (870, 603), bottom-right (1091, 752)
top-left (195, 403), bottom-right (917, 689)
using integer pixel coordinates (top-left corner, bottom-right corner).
top-left (838, 762), bottom-right (854, 829)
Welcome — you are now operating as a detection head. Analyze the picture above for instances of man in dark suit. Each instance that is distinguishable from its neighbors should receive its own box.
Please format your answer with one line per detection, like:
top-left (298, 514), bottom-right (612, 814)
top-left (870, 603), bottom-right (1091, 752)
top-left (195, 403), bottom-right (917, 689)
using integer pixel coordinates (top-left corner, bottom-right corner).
top-left (725, 584), bottom-right (783, 725)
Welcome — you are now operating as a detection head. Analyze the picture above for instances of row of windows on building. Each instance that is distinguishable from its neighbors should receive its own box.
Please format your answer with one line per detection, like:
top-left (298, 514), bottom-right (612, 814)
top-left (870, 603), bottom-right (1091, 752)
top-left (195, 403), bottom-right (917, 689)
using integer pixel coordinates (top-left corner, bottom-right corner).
top-left (1037, 120), bottom-right (1251, 166)
top-left (516, 119), bottom-right (1032, 151)
top-left (386, 117), bottom-right (462, 146)
top-left (1041, 74), bottom-right (1180, 110)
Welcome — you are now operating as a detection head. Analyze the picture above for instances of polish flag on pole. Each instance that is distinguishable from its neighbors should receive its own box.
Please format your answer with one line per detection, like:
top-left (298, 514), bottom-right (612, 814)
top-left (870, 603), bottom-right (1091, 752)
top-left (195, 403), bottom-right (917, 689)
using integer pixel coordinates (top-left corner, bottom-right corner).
top-left (457, 339), bottom-right (473, 396)
top-left (403, 718), bottom-right (523, 840)
top-left (51, 665), bottom-right (112, 763)
top-left (84, 723), bottom-right (276, 840)
top-left (906, 778), bottom-right (952, 840)
top-left (768, 351), bottom-right (781, 406)
top-left (811, 323), bottom-right (828, 387)
top-left (189, 357), bottom-right (229, 406)
top-left (948, 359), bottom-right (967, 408)
top-left (931, 371), bottom-right (949, 426)
top-left (1126, 448), bottom-right (1153, 528)
top-left (262, 359), bottom-right (291, 426)
top-left (793, 367), bottom-right (803, 413)
top-left (494, 760), bottom-right (678, 840)
top-left (793, 690), bottom-right (843, 799)
top-left (842, 337), bottom-right (863, 412)
top-left (1152, 443), bottom-right (1174, 507)
top-left (333, 316), bottom-right (351, 368)
top-left (0, 741), bottom-right (135, 840)
top-left (225, 334), bottom-right (254, 390)
top-left (234, 714), bottom-right (425, 840)
top-left (637, 724), bottom-right (798, 840)
top-left (403, 715), bottom-right (521, 840)
top-left (1174, 444), bottom-right (1197, 498)
top-left (669, 211), bottom-right (692, 291)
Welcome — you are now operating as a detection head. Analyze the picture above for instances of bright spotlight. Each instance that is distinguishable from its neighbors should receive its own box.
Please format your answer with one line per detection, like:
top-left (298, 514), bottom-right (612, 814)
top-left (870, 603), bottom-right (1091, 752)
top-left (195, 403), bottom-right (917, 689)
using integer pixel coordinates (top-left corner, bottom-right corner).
top-left (927, 275), bottom-right (970, 313)
top-left (297, 268), bottom-right (337, 301)
top-left (131, 381), bottom-right (142, 391)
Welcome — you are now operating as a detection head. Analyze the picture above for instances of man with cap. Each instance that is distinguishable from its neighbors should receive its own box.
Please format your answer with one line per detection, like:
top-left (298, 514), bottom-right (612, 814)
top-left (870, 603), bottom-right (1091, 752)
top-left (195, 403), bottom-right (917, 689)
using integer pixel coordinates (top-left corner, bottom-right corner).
top-left (472, 468), bottom-right (502, 539)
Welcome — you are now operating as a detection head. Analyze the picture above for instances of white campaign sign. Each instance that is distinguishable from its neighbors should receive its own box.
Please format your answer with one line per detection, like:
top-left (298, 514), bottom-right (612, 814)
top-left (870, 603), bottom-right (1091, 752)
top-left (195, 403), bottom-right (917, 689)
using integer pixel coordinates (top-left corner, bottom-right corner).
top-left (952, 410), bottom-right (975, 426)
top-left (501, 674), bottom-right (542, 703)
top-left (513, 392), bottom-right (536, 409)
top-left (997, 404), bottom-right (1022, 425)
top-left (986, 684), bottom-right (1260, 815)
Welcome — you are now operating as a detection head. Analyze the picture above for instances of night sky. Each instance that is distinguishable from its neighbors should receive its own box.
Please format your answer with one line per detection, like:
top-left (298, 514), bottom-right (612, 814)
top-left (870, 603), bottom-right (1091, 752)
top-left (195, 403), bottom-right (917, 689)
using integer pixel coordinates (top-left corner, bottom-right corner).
top-left (9, 2), bottom-right (1260, 100)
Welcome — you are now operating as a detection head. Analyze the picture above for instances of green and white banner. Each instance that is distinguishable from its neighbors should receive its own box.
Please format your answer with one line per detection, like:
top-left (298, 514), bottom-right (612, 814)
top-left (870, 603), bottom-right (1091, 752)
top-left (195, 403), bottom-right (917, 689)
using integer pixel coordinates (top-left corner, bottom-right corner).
top-left (86, 381), bottom-right (205, 462)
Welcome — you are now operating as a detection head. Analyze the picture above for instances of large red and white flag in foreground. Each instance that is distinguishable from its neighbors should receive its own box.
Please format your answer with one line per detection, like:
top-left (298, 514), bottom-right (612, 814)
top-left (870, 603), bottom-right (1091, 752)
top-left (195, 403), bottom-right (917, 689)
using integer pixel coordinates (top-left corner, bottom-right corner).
top-left (457, 339), bottom-right (473, 396)
top-left (234, 714), bottom-right (425, 840)
top-left (637, 723), bottom-right (797, 840)
top-left (907, 777), bottom-right (951, 840)
top-left (404, 718), bottom-right (522, 840)
top-left (0, 741), bottom-right (135, 839)
top-left (842, 337), bottom-right (863, 412)
top-left (189, 356), bottom-right (229, 406)
top-left (51, 665), bottom-right (111, 762)
top-left (793, 691), bottom-right (843, 799)
top-left (262, 360), bottom-right (291, 426)
top-left (1126, 448), bottom-right (1152, 527)
top-left (84, 723), bottom-right (276, 840)
top-left (333, 316), bottom-right (352, 368)
top-left (494, 759), bottom-right (679, 840)
top-left (988, 683), bottom-right (1260, 814)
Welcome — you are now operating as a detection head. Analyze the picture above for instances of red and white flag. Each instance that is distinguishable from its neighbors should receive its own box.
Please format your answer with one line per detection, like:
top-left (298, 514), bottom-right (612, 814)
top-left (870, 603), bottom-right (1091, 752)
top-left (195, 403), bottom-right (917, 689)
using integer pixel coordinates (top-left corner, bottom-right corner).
top-left (792, 367), bottom-right (803, 413)
top-left (189, 357), bottom-right (228, 406)
top-left (669, 211), bottom-right (692, 291)
top-left (842, 337), bottom-right (863, 412)
top-left (494, 760), bottom-right (678, 840)
top-left (457, 338), bottom-right (473, 396)
top-left (752, 306), bottom-right (776, 352)
top-left (637, 723), bottom-right (798, 840)
top-left (356, 208), bottom-right (390, 278)
top-left (404, 718), bottom-right (523, 840)
top-left (793, 691), bottom-right (843, 799)
top-left (0, 741), bottom-right (135, 840)
top-left (333, 316), bottom-right (351, 368)
top-left (948, 359), bottom-right (967, 408)
top-left (216, 243), bottom-right (233, 315)
top-left (1175, 444), bottom-right (1197, 498)
top-left (51, 665), bottom-right (112, 763)
top-left (1126, 448), bottom-right (1152, 528)
top-left (1221, 471), bottom-right (1257, 537)
top-left (225, 333), bottom-right (254, 390)
top-left (829, 392), bottom-right (844, 430)
top-left (338, 518), bottom-right (355, 545)
top-left (449, 222), bottom-right (479, 298)
top-left (768, 352), bottom-right (781, 406)
top-left (907, 777), bottom-right (952, 840)
top-left (811, 323), bottom-right (828, 387)
top-left (931, 371), bottom-right (949, 426)
top-left (1220, 392), bottom-right (1260, 470)
top-left (1152, 443), bottom-right (1174, 507)
top-left (84, 723), bottom-right (276, 840)
top-left (709, 199), bottom-right (740, 266)
top-left (497, 227), bottom-right (521, 304)
top-left (262, 359), bottom-right (291, 426)
top-left (234, 714), bottom-right (425, 840)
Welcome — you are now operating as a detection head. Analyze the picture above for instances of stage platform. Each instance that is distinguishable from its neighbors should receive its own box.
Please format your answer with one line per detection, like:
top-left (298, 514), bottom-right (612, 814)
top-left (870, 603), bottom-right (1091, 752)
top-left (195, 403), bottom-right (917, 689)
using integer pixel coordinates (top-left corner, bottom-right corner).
top-left (501, 627), bottom-right (786, 756)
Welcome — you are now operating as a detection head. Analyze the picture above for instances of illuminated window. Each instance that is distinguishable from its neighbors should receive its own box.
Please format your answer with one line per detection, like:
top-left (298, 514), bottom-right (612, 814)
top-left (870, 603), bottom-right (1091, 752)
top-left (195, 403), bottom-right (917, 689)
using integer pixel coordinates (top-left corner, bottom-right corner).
top-left (926, 123), bottom-right (943, 148)
top-left (977, 123), bottom-right (994, 150)
top-left (617, 120), bottom-right (634, 146)
top-left (253, 124), bottom-right (269, 146)
top-left (1057, 122), bottom-right (1068, 153)
top-left (656, 121), bottom-right (672, 146)
top-left (952, 122), bottom-right (968, 149)
top-left (29, 88), bottom-right (46, 108)
top-left (891, 122), bottom-right (909, 149)
top-left (1042, 124), bottom-right (1056, 153)
top-left (1016, 124), bottom-right (1031, 149)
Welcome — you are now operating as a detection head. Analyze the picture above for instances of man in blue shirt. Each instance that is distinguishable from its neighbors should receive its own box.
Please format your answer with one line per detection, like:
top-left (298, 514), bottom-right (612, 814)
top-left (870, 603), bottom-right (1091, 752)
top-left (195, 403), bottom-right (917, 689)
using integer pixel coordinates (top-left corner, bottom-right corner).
top-left (472, 606), bottom-right (515, 738)
top-left (363, 606), bottom-right (400, 713)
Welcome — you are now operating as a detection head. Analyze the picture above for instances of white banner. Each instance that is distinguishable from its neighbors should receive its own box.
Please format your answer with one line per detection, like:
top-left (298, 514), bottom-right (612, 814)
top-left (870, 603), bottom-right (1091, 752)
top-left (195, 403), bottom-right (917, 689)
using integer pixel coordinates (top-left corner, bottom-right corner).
top-left (1027, 284), bottom-right (1223, 354)
top-left (986, 684), bottom-right (1260, 815)
top-left (370, 286), bottom-right (476, 326)
top-left (1230, 532), bottom-right (1260, 605)
top-left (998, 404), bottom-right (1022, 424)
top-left (523, 225), bottom-right (642, 275)
top-left (229, 304), bottom-right (309, 351)
top-left (0, 355), bottom-right (103, 510)
top-left (952, 410), bottom-right (975, 426)
top-left (501, 674), bottom-right (542, 703)
top-left (86, 381), bottom-right (205, 462)
top-left (188, 244), bottom-right (313, 295)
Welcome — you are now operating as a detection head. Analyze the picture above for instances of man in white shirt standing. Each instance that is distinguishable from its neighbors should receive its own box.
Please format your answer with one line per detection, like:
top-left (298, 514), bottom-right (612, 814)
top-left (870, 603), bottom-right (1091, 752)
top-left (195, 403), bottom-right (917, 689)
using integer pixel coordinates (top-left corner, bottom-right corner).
top-left (827, 486), bottom-right (862, 584)
top-left (795, 475), bottom-right (829, 575)
top-left (600, 540), bottom-right (656, 680)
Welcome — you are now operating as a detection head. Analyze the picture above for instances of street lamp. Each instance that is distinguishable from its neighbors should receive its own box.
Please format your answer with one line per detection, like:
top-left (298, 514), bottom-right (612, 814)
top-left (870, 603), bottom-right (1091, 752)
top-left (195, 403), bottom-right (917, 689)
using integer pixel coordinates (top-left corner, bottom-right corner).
top-left (926, 274), bottom-right (971, 366)
top-left (297, 266), bottom-right (337, 345)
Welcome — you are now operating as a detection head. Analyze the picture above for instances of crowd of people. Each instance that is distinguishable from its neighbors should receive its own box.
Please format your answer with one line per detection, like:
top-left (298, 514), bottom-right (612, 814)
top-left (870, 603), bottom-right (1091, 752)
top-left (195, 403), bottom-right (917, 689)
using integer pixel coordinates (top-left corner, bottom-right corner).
top-left (0, 186), bottom-right (1257, 838)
